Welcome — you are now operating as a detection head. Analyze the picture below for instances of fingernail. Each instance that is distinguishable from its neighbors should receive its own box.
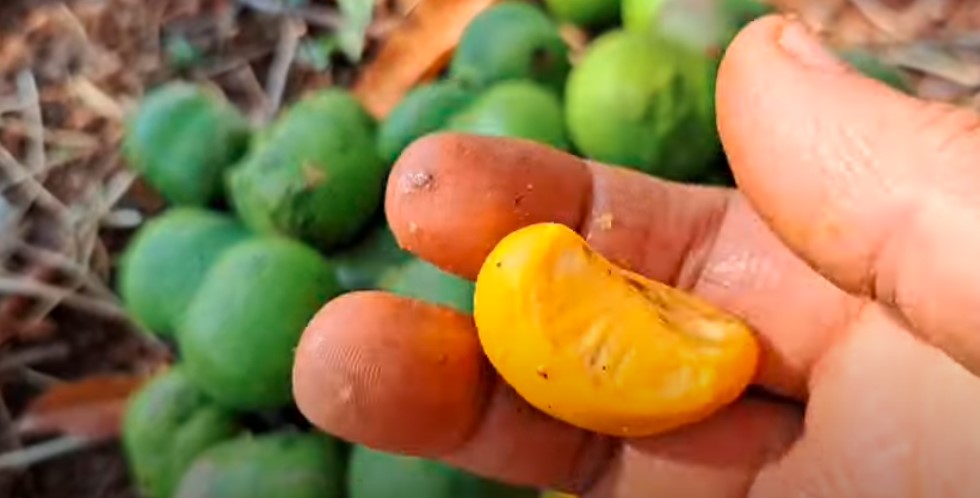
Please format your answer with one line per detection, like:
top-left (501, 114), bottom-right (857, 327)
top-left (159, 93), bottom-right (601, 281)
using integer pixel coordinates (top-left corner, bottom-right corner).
top-left (778, 19), bottom-right (846, 72)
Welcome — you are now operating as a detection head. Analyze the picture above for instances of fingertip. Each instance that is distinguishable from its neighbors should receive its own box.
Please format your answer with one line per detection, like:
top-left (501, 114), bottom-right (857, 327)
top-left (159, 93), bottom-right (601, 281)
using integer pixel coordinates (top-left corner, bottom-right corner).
top-left (384, 133), bottom-right (592, 280)
top-left (292, 291), bottom-right (488, 454)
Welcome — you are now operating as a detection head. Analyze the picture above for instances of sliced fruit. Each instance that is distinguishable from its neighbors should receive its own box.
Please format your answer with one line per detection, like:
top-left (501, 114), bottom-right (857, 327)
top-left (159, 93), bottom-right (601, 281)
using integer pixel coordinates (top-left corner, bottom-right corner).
top-left (473, 223), bottom-right (759, 437)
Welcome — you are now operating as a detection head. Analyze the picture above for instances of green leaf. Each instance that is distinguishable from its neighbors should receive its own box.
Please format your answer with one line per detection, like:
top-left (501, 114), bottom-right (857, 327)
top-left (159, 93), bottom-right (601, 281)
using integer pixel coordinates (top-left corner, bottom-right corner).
top-left (338, 0), bottom-right (375, 62)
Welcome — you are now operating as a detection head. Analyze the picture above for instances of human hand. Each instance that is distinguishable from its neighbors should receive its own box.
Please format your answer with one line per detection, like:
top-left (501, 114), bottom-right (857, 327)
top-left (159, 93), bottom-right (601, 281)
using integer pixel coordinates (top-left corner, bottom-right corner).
top-left (291, 15), bottom-right (980, 498)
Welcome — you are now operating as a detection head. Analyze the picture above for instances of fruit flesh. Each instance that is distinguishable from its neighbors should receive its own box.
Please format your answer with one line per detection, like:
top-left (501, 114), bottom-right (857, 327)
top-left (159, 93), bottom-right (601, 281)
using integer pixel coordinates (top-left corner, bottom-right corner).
top-left (473, 223), bottom-right (759, 437)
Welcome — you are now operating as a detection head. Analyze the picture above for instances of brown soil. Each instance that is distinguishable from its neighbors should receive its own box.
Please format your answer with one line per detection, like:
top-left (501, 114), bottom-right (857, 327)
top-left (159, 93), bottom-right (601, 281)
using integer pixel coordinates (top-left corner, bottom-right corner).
top-left (0, 1), bottom-right (389, 496)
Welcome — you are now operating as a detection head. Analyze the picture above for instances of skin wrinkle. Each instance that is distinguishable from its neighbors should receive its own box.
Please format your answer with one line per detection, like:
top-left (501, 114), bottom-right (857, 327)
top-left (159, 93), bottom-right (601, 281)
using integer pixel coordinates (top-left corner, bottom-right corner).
top-left (751, 302), bottom-right (980, 498)
top-left (874, 196), bottom-right (980, 373)
top-left (570, 432), bottom-right (621, 495)
top-left (674, 190), bottom-right (732, 293)
top-left (444, 376), bottom-right (617, 494)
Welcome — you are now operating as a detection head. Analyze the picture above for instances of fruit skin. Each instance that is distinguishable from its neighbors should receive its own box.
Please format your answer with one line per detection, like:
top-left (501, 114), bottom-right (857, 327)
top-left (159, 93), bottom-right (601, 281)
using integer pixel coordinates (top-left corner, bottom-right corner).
top-left (721, 0), bottom-right (771, 28)
top-left (473, 223), bottom-right (759, 437)
top-left (447, 81), bottom-right (571, 151)
top-left (565, 29), bottom-right (720, 180)
top-left (227, 89), bottom-right (388, 250)
top-left (377, 81), bottom-right (478, 165)
top-left (117, 208), bottom-right (253, 337)
top-left (332, 222), bottom-right (412, 291)
top-left (623, 0), bottom-right (731, 56)
top-left (123, 82), bottom-right (251, 206)
top-left (449, 2), bottom-right (571, 95)
top-left (122, 368), bottom-right (242, 498)
top-left (543, 0), bottom-right (619, 28)
top-left (348, 445), bottom-right (538, 498)
top-left (175, 432), bottom-right (345, 498)
top-left (379, 258), bottom-right (475, 313)
top-left (621, 0), bottom-right (665, 34)
top-left (178, 237), bottom-right (343, 410)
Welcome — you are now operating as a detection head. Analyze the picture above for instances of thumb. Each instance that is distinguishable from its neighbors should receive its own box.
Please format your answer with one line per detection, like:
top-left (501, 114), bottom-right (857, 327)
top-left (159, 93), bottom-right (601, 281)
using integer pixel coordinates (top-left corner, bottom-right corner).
top-left (717, 15), bottom-right (980, 376)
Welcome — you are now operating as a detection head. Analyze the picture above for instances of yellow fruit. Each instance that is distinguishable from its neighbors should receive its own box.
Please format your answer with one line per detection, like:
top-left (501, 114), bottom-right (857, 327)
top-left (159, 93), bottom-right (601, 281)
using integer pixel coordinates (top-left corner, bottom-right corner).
top-left (473, 223), bottom-right (759, 437)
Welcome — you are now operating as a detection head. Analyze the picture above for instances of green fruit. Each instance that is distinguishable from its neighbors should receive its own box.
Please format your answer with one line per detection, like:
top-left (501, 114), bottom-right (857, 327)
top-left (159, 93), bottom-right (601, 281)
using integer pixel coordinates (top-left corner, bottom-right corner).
top-left (123, 368), bottom-right (241, 498)
top-left (178, 237), bottom-right (343, 410)
top-left (348, 446), bottom-right (538, 498)
top-left (544, 0), bottom-right (620, 28)
top-left (123, 82), bottom-right (251, 206)
top-left (722, 0), bottom-right (771, 28)
top-left (175, 432), bottom-right (345, 498)
top-left (332, 223), bottom-right (411, 291)
top-left (841, 50), bottom-right (911, 93)
top-left (227, 89), bottom-right (388, 250)
top-left (377, 81), bottom-right (478, 164)
top-left (449, 2), bottom-right (571, 95)
top-left (623, 0), bottom-right (729, 53)
top-left (565, 29), bottom-right (720, 180)
top-left (622, 0), bottom-right (663, 32)
top-left (446, 81), bottom-right (570, 151)
top-left (118, 208), bottom-right (252, 337)
top-left (379, 258), bottom-right (475, 313)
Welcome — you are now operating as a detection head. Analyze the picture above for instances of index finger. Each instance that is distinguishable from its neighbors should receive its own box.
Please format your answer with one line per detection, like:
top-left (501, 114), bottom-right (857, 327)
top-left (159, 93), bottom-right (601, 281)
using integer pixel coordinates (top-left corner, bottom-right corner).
top-left (386, 133), bottom-right (728, 285)
top-left (385, 133), bottom-right (860, 398)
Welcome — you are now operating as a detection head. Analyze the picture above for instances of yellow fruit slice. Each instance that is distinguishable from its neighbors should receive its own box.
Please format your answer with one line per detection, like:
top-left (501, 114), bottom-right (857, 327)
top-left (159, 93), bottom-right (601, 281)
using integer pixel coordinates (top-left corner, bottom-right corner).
top-left (473, 223), bottom-right (759, 437)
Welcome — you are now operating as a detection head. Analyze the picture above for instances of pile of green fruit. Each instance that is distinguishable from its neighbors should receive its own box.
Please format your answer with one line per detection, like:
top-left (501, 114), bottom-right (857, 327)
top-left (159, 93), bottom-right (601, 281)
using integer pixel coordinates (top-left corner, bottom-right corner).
top-left (380, 0), bottom-right (908, 184)
top-left (115, 1), bottom-right (909, 497)
top-left (117, 84), bottom-right (518, 498)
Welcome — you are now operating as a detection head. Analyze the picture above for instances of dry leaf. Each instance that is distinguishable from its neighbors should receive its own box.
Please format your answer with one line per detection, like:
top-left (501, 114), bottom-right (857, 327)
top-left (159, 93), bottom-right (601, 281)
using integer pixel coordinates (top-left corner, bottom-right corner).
top-left (768, 0), bottom-right (980, 108)
top-left (353, 0), bottom-right (501, 118)
top-left (16, 372), bottom-right (156, 440)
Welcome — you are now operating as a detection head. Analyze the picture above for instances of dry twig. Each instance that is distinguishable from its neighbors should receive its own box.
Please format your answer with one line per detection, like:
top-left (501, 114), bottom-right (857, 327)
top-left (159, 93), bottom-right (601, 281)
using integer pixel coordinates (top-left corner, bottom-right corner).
top-left (0, 436), bottom-right (96, 471)
top-left (264, 17), bottom-right (305, 121)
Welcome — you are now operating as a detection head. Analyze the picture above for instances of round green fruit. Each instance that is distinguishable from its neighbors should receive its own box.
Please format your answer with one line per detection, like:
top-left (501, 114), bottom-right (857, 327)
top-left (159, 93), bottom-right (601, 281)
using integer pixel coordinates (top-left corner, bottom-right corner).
top-left (122, 368), bottom-right (242, 498)
top-left (348, 446), bottom-right (538, 498)
top-left (117, 208), bottom-right (252, 337)
top-left (227, 89), bottom-right (388, 250)
top-left (123, 82), bottom-right (251, 206)
top-left (623, 0), bottom-right (731, 53)
top-left (177, 237), bottom-right (343, 410)
top-left (565, 29), bottom-right (720, 180)
top-left (446, 81), bottom-right (570, 151)
top-left (332, 222), bottom-right (411, 292)
top-left (175, 432), bottom-right (345, 498)
top-left (377, 81), bottom-right (478, 165)
top-left (379, 258), bottom-right (475, 314)
top-left (722, 0), bottom-right (771, 29)
top-left (544, 0), bottom-right (620, 28)
top-left (449, 2), bottom-right (570, 95)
